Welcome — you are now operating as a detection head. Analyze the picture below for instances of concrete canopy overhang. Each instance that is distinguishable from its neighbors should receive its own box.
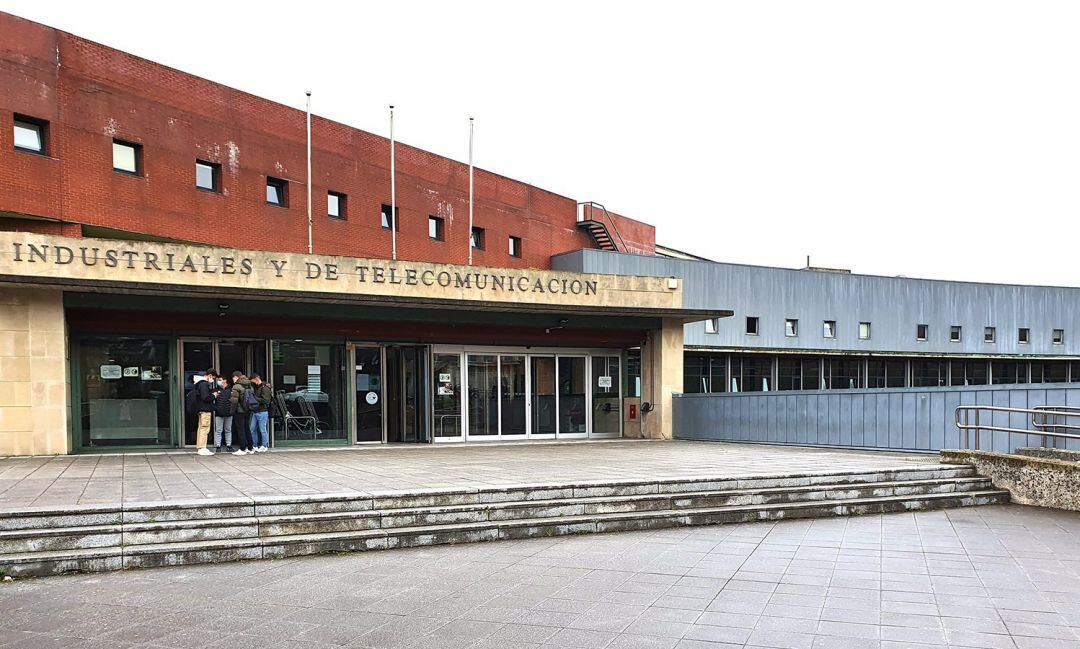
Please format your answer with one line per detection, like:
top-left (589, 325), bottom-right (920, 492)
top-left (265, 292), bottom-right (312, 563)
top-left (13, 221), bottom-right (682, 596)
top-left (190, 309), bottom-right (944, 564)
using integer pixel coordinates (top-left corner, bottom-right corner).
top-left (0, 232), bottom-right (729, 323)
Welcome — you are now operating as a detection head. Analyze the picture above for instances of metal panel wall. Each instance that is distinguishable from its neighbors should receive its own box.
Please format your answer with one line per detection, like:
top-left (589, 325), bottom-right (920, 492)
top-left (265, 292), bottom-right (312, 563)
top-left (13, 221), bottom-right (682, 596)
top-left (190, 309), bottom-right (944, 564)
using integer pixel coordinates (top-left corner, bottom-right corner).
top-left (553, 250), bottom-right (1080, 357)
top-left (673, 384), bottom-right (1080, 453)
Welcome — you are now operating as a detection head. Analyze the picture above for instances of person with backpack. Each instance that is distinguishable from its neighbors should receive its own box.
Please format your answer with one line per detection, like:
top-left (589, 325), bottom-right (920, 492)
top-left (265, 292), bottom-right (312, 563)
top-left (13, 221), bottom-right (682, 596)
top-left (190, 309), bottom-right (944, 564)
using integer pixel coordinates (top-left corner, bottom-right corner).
top-left (194, 369), bottom-right (218, 456)
top-left (248, 373), bottom-right (274, 453)
top-left (212, 374), bottom-right (234, 453)
top-left (230, 371), bottom-right (255, 456)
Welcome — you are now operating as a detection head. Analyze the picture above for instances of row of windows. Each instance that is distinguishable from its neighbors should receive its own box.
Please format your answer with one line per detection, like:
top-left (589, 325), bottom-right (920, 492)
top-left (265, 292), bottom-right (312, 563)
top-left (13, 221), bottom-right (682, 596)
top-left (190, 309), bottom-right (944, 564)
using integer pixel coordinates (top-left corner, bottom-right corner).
top-left (703, 316), bottom-right (1065, 345)
top-left (12, 115), bottom-right (525, 258)
top-left (684, 353), bottom-right (1080, 393)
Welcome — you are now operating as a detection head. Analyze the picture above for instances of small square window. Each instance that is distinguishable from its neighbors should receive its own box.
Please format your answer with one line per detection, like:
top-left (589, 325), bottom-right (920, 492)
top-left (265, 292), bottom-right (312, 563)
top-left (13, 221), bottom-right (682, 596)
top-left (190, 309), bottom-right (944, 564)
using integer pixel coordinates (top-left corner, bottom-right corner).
top-left (380, 204), bottom-right (399, 230)
top-left (509, 235), bottom-right (522, 258)
top-left (428, 215), bottom-right (445, 241)
top-left (195, 160), bottom-right (220, 192)
top-left (13, 115), bottom-right (47, 154)
top-left (704, 318), bottom-right (718, 334)
top-left (984, 327), bottom-right (996, 343)
top-left (112, 139), bottom-right (142, 175)
top-left (266, 177), bottom-right (287, 206)
top-left (745, 316), bottom-right (759, 336)
top-left (327, 191), bottom-right (346, 219)
top-left (823, 320), bottom-right (836, 339)
top-left (471, 226), bottom-right (485, 250)
top-left (916, 324), bottom-right (928, 341)
top-left (859, 322), bottom-right (871, 340)
top-left (1018, 327), bottom-right (1030, 344)
top-left (785, 319), bottom-right (798, 337)
top-left (1053, 329), bottom-right (1064, 345)
top-left (950, 325), bottom-right (962, 342)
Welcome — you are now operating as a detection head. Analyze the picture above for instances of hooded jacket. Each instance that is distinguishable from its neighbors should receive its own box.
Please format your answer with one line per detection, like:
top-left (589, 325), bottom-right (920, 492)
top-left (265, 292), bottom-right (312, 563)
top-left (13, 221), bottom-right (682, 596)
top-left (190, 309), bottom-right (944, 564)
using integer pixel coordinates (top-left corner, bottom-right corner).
top-left (229, 375), bottom-right (251, 415)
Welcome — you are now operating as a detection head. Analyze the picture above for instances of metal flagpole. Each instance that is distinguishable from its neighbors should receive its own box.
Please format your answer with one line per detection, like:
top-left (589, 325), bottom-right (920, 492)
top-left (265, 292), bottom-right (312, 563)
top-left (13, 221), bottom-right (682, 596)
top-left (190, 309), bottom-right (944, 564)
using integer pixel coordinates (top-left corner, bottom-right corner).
top-left (305, 91), bottom-right (313, 254)
top-left (468, 117), bottom-right (474, 266)
top-left (390, 105), bottom-right (397, 261)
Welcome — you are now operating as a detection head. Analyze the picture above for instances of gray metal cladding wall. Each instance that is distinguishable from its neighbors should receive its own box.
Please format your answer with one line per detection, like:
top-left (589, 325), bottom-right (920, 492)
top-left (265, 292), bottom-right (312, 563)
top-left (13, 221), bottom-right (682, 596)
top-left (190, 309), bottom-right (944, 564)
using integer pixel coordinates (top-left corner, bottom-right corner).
top-left (552, 250), bottom-right (1080, 357)
top-left (672, 384), bottom-right (1080, 453)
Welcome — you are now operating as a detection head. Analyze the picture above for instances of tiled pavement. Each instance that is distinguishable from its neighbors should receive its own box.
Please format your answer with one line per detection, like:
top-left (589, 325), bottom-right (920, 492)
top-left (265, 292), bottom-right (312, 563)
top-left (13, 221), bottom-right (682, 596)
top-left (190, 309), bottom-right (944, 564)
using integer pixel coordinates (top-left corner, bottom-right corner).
top-left (0, 440), bottom-right (939, 508)
top-left (2, 504), bottom-right (1079, 648)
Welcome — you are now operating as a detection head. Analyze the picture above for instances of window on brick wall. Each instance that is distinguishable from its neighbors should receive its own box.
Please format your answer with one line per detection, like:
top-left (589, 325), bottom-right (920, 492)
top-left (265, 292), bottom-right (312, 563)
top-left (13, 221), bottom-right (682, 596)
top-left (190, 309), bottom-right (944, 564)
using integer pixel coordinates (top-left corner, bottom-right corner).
top-left (471, 226), bottom-right (485, 250)
top-left (380, 204), bottom-right (399, 230)
top-left (327, 191), bottom-right (346, 219)
top-left (112, 140), bottom-right (142, 175)
top-left (195, 160), bottom-right (220, 192)
top-left (266, 177), bottom-right (287, 207)
top-left (508, 235), bottom-right (522, 258)
top-left (13, 114), bottom-right (47, 154)
top-left (428, 215), bottom-right (445, 241)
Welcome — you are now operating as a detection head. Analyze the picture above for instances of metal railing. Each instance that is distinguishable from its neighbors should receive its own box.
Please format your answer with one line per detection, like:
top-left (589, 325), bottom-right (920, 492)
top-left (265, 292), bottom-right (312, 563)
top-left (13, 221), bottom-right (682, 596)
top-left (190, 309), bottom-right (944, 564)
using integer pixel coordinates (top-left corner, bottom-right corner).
top-left (954, 405), bottom-right (1080, 451)
top-left (577, 201), bottom-right (629, 253)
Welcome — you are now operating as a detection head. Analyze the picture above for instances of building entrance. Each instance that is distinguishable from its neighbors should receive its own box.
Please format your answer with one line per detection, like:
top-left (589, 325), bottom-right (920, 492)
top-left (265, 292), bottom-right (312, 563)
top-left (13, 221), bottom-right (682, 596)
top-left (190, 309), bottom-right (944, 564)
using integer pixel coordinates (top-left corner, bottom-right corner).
top-left (385, 345), bottom-right (428, 443)
top-left (179, 338), bottom-right (266, 446)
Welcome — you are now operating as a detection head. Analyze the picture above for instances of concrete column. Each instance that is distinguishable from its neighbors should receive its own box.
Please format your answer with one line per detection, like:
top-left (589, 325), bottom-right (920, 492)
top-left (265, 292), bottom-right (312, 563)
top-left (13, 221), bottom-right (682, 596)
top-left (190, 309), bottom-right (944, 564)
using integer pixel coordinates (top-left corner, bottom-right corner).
top-left (638, 317), bottom-right (684, 440)
top-left (0, 287), bottom-right (69, 456)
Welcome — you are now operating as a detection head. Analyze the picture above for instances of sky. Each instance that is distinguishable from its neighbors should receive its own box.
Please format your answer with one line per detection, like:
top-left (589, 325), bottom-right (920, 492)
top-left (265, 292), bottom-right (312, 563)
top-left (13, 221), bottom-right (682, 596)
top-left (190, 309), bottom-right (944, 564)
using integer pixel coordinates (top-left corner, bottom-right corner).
top-left (3, 1), bottom-right (1079, 286)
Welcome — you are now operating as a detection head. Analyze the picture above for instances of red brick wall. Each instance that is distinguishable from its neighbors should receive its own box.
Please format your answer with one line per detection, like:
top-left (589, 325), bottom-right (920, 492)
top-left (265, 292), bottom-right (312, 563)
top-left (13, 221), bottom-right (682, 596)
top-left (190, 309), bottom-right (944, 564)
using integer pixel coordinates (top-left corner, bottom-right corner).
top-left (0, 12), bottom-right (656, 269)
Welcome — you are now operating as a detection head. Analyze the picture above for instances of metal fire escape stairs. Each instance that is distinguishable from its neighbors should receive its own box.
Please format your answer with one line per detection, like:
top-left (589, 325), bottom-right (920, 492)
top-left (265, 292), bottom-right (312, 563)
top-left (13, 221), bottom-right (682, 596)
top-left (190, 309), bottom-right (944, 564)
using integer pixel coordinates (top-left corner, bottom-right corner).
top-left (577, 201), bottom-right (628, 253)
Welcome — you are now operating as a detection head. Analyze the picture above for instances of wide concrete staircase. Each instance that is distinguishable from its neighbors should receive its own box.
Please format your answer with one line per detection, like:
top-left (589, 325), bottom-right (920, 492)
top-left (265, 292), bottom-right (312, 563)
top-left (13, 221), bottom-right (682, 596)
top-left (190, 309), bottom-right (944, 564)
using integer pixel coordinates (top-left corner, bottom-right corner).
top-left (0, 464), bottom-right (1007, 578)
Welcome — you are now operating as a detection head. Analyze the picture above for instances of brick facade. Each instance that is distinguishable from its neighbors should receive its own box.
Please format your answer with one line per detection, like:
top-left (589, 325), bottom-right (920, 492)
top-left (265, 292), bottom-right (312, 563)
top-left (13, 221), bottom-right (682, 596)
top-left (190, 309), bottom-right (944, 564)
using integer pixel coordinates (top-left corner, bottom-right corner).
top-left (0, 12), bottom-right (655, 268)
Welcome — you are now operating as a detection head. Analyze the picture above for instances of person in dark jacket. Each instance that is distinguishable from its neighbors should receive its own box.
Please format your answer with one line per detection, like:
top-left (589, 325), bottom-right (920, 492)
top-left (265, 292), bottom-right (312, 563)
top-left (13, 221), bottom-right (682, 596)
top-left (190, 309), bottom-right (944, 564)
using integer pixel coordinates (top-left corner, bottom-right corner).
top-left (194, 369), bottom-right (218, 456)
top-left (248, 373), bottom-right (274, 453)
top-left (212, 375), bottom-right (233, 453)
top-left (230, 371), bottom-right (255, 455)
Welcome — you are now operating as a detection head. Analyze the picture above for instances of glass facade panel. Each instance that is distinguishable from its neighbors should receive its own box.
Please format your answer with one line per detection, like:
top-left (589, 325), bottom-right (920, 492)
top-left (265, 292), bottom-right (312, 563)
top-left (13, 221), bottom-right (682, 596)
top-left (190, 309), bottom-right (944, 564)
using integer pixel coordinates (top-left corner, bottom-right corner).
top-left (991, 361), bottom-right (1025, 384)
top-left (531, 356), bottom-right (557, 434)
top-left (272, 341), bottom-right (347, 443)
top-left (684, 354), bottom-right (709, 394)
top-left (592, 356), bottom-right (621, 435)
top-left (500, 356), bottom-right (527, 435)
top-left (626, 349), bottom-right (641, 398)
top-left (432, 353), bottom-right (461, 438)
top-left (827, 358), bottom-right (862, 389)
top-left (467, 354), bottom-right (498, 436)
top-left (558, 356), bottom-right (588, 433)
top-left (76, 337), bottom-right (172, 448)
top-left (912, 360), bottom-right (946, 387)
top-left (778, 357), bottom-right (802, 391)
top-left (868, 359), bottom-right (906, 388)
top-left (732, 355), bottom-right (771, 392)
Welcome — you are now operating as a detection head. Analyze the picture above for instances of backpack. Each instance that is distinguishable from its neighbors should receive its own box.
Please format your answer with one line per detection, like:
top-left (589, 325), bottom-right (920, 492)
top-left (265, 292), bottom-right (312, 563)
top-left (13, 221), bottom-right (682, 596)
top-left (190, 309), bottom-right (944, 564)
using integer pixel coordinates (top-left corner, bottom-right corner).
top-left (184, 388), bottom-right (198, 415)
top-left (244, 387), bottom-right (260, 411)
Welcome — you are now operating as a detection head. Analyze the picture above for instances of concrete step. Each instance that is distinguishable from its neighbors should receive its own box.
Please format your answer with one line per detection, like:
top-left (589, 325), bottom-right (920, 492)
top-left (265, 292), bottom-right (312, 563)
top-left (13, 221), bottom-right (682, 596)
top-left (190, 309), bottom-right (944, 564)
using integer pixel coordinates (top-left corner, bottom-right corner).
top-left (0, 464), bottom-right (1004, 577)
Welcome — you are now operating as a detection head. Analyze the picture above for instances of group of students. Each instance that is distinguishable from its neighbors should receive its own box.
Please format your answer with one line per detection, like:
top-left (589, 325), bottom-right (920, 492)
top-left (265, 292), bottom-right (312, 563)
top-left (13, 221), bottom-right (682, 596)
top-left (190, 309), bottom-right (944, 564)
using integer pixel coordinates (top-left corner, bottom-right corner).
top-left (190, 368), bottom-right (274, 456)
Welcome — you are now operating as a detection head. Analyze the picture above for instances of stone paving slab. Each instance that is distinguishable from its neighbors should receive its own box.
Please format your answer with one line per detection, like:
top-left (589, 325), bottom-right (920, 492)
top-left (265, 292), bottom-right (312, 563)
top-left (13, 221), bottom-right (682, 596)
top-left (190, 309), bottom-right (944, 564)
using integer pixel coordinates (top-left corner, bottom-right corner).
top-left (0, 440), bottom-right (939, 510)
top-left (1, 504), bottom-right (1078, 648)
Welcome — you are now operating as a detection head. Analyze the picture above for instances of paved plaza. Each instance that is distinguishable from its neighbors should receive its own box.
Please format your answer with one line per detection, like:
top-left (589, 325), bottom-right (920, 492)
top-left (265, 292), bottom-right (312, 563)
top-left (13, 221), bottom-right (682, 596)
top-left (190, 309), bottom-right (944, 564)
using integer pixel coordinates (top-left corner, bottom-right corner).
top-left (0, 440), bottom-right (939, 509)
top-left (0, 504), bottom-right (1077, 648)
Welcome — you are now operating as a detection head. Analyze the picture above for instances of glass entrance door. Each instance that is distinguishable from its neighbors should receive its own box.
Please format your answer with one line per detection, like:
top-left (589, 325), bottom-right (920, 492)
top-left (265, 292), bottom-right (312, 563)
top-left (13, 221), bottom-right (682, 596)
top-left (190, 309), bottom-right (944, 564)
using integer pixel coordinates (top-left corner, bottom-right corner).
top-left (592, 356), bottom-right (622, 437)
top-left (558, 356), bottom-right (588, 437)
top-left (354, 347), bottom-right (383, 442)
top-left (500, 355), bottom-right (527, 437)
top-left (467, 354), bottom-right (498, 437)
top-left (530, 356), bottom-right (557, 437)
top-left (180, 339), bottom-right (264, 446)
top-left (386, 345), bottom-right (428, 443)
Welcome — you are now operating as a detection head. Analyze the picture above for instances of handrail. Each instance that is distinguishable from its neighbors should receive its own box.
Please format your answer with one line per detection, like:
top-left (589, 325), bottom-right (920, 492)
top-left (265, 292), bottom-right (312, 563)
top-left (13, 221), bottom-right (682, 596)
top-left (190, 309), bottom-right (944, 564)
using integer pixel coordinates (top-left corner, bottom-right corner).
top-left (954, 405), bottom-right (1080, 451)
top-left (577, 201), bottom-right (629, 253)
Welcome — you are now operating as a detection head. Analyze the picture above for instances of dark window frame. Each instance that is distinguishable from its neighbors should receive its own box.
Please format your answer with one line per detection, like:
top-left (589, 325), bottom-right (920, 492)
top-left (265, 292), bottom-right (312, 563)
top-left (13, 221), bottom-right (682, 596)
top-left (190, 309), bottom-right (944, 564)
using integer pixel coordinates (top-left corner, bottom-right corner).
top-left (380, 204), bottom-right (400, 230)
top-left (823, 320), bottom-right (836, 339)
top-left (428, 215), bottom-right (445, 241)
top-left (13, 113), bottom-right (48, 155)
top-left (1018, 327), bottom-right (1030, 344)
top-left (1053, 328), bottom-right (1065, 345)
top-left (195, 159), bottom-right (221, 193)
top-left (470, 226), bottom-right (486, 250)
top-left (984, 326), bottom-right (996, 343)
top-left (508, 235), bottom-right (522, 258)
top-left (858, 322), bottom-right (872, 340)
top-left (916, 323), bottom-right (928, 341)
top-left (266, 176), bottom-right (288, 207)
top-left (112, 139), bottom-right (143, 176)
top-left (745, 316), bottom-right (759, 336)
top-left (327, 190), bottom-right (347, 219)
top-left (949, 325), bottom-right (962, 342)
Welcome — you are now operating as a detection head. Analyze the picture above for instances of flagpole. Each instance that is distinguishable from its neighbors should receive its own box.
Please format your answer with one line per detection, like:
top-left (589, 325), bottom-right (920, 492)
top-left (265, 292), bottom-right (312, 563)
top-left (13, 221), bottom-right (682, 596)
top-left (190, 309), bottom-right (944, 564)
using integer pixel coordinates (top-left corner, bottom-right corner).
top-left (390, 105), bottom-right (397, 261)
top-left (468, 117), bottom-right (474, 266)
top-left (305, 90), bottom-right (313, 254)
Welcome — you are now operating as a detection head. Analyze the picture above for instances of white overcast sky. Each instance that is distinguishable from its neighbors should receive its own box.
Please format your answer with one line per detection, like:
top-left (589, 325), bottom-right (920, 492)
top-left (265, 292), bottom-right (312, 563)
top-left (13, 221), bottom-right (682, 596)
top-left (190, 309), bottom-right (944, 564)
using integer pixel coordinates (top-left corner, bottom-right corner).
top-left (4, 1), bottom-right (1079, 286)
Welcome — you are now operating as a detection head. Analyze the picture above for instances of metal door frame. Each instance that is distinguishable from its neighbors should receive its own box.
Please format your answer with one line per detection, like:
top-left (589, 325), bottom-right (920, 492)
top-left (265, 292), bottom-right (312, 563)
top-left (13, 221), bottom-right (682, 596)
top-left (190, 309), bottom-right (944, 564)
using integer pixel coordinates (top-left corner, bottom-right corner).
top-left (177, 337), bottom-right (265, 448)
top-left (347, 343), bottom-right (387, 444)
